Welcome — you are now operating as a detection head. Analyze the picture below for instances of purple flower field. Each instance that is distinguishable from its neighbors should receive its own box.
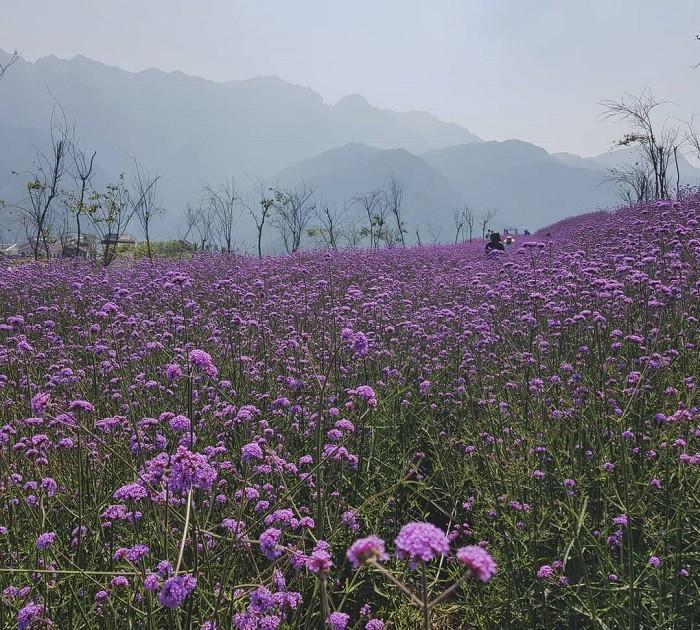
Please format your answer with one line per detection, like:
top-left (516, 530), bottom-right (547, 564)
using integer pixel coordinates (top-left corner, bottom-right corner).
top-left (1, 197), bottom-right (699, 628)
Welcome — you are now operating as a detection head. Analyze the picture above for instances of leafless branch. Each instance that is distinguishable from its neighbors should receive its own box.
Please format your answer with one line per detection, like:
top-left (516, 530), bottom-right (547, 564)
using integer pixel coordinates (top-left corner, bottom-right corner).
top-left (240, 178), bottom-right (274, 258)
top-left (270, 184), bottom-right (315, 253)
top-left (600, 90), bottom-right (679, 199)
top-left (0, 51), bottom-right (18, 82)
top-left (204, 177), bottom-right (239, 253)
top-left (132, 160), bottom-right (162, 261)
top-left (20, 106), bottom-right (73, 260)
top-left (479, 209), bottom-right (497, 240)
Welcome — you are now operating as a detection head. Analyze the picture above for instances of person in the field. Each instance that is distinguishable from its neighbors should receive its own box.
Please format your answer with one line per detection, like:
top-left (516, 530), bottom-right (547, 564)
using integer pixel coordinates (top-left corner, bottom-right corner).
top-left (485, 232), bottom-right (505, 253)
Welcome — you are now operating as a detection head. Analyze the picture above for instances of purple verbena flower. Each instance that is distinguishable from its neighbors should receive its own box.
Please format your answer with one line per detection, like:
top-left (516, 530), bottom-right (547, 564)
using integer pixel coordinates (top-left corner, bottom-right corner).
top-left (158, 575), bottom-right (196, 609)
top-left (346, 536), bottom-right (388, 569)
top-left (395, 522), bottom-right (449, 566)
top-left (456, 545), bottom-right (497, 582)
top-left (36, 531), bottom-right (56, 550)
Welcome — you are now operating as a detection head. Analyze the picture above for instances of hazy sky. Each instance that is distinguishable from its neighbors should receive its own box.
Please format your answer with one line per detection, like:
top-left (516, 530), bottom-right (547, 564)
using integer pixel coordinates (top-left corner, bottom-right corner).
top-left (2, 0), bottom-right (699, 157)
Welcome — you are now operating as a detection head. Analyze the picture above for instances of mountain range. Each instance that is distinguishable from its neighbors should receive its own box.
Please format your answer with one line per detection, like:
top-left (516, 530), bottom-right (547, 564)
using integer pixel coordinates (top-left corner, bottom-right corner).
top-left (1, 50), bottom-right (698, 248)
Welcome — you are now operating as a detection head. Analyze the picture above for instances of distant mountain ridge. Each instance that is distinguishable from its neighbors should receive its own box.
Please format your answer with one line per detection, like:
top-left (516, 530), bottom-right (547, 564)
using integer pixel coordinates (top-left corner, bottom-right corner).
top-left (553, 147), bottom-right (699, 181)
top-left (0, 49), bottom-right (482, 242)
top-left (422, 140), bottom-right (620, 229)
top-left (1, 50), bottom-right (699, 246)
top-left (273, 139), bottom-right (700, 236)
top-left (0, 49), bottom-right (480, 174)
top-left (271, 143), bottom-right (464, 240)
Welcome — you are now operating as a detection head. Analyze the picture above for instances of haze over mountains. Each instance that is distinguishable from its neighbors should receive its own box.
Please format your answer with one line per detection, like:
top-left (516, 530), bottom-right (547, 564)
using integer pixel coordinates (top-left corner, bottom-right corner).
top-left (1, 50), bottom-right (699, 247)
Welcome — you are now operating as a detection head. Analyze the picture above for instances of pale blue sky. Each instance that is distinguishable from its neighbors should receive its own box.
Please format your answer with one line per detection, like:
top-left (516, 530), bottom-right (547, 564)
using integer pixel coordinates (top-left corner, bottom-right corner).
top-left (2, 0), bottom-right (699, 156)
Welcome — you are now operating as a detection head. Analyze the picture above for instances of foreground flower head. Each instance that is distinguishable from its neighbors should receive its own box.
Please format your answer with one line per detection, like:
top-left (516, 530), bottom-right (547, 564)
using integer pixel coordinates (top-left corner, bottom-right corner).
top-left (395, 522), bottom-right (449, 565)
top-left (456, 545), bottom-right (497, 582)
top-left (346, 536), bottom-right (389, 569)
top-left (327, 611), bottom-right (350, 630)
top-left (188, 349), bottom-right (218, 379)
top-left (242, 442), bottom-right (264, 463)
top-left (158, 575), bottom-right (196, 609)
top-left (537, 565), bottom-right (554, 579)
top-left (168, 446), bottom-right (218, 494)
top-left (36, 531), bottom-right (56, 550)
top-left (306, 542), bottom-right (333, 575)
top-left (18, 602), bottom-right (47, 630)
top-left (259, 527), bottom-right (283, 560)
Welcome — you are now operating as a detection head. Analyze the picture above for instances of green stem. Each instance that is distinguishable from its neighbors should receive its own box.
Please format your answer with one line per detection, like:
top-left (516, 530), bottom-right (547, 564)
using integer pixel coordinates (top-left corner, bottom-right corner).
top-left (421, 563), bottom-right (431, 630)
top-left (175, 490), bottom-right (193, 575)
top-left (429, 570), bottom-right (470, 608)
top-left (319, 575), bottom-right (329, 628)
top-left (368, 560), bottom-right (423, 607)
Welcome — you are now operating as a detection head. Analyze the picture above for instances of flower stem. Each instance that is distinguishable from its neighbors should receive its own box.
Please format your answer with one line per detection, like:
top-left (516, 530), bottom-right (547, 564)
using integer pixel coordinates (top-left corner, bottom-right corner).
top-left (428, 570), bottom-right (470, 609)
top-left (368, 560), bottom-right (423, 608)
top-left (175, 489), bottom-right (193, 575)
top-left (319, 575), bottom-right (329, 629)
top-left (421, 563), bottom-right (431, 630)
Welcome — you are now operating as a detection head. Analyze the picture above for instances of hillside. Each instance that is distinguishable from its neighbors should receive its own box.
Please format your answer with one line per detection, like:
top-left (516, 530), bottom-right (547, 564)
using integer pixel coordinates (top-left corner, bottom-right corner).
top-left (271, 139), bottom-right (635, 234)
top-left (422, 140), bottom-right (623, 228)
top-left (271, 143), bottom-right (463, 241)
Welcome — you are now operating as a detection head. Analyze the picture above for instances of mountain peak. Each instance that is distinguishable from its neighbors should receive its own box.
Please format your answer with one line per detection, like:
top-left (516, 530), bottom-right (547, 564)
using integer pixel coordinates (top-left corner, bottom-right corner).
top-left (335, 94), bottom-right (371, 109)
top-left (35, 54), bottom-right (60, 64)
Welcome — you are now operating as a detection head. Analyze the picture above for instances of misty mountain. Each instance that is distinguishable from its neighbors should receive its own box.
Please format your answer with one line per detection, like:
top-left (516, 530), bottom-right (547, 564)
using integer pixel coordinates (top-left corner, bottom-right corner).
top-left (270, 143), bottom-right (463, 242)
top-left (2, 50), bottom-right (699, 246)
top-left (272, 136), bottom-right (700, 236)
top-left (0, 50), bottom-right (480, 237)
top-left (424, 140), bottom-right (634, 229)
top-left (271, 139), bottom-right (620, 234)
top-left (553, 146), bottom-right (700, 182)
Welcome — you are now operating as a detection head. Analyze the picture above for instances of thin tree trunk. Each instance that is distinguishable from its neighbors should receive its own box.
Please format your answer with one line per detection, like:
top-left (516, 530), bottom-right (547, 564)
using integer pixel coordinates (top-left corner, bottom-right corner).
top-left (76, 215), bottom-right (82, 259)
top-left (674, 146), bottom-right (680, 198)
top-left (146, 226), bottom-right (153, 261)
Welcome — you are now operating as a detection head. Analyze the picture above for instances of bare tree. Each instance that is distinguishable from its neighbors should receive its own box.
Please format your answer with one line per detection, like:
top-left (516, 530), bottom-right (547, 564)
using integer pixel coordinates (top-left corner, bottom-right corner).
top-left (184, 203), bottom-right (215, 252)
top-left (0, 51), bottom-right (18, 82)
top-left (479, 209), bottom-right (497, 240)
top-left (87, 174), bottom-right (137, 265)
top-left (204, 177), bottom-right (239, 253)
top-left (686, 118), bottom-right (700, 162)
top-left (463, 205), bottom-right (475, 242)
top-left (176, 204), bottom-right (198, 260)
top-left (385, 177), bottom-right (406, 246)
top-left (426, 221), bottom-right (442, 245)
top-left (242, 180), bottom-right (274, 258)
top-left (55, 205), bottom-right (74, 256)
top-left (673, 145), bottom-right (681, 198)
top-left (132, 161), bottom-right (162, 261)
top-left (308, 203), bottom-right (343, 250)
top-left (452, 208), bottom-right (465, 244)
top-left (605, 162), bottom-right (653, 205)
top-left (270, 185), bottom-right (315, 253)
top-left (601, 91), bottom-right (680, 199)
top-left (62, 145), bottom-right (96, 258)
top-left (180, 204), bottom-right (198, 248)
top-left (381, 223), bottom-right (405, 246)
top-left (21, 108), bottom-right (72, 259)
top-left (352, 189), bottom-right (383, 248)
top-left (414, 227), bottom-right (422, 246)
top-left (343, 223), bottom-right (363, 248)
